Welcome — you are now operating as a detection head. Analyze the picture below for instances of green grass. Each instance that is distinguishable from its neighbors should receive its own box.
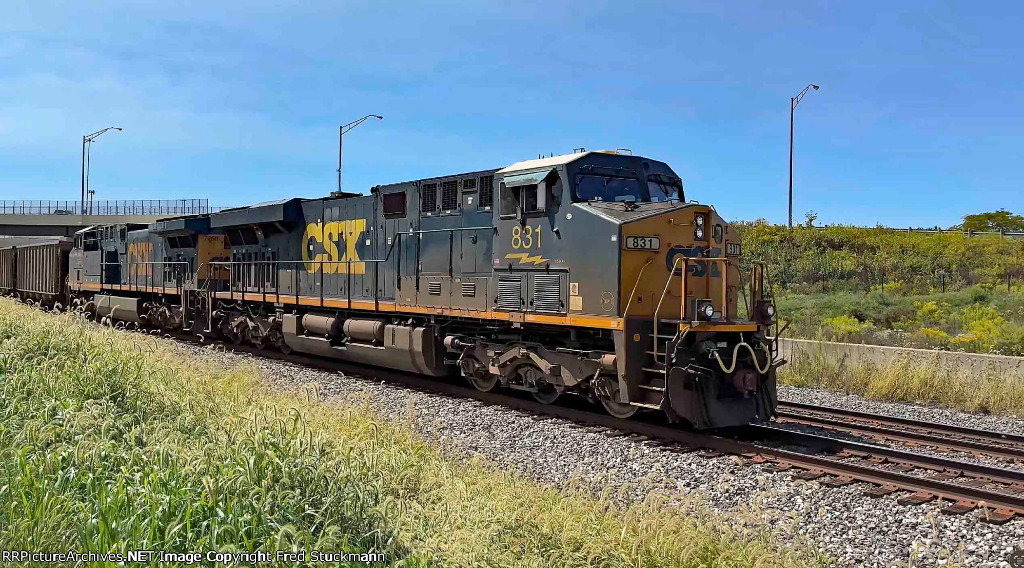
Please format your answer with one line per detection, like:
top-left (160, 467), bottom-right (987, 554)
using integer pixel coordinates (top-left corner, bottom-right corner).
top-left (0, 298), bottom-right (828, 567)
top-left (779, 348), bottom-right (1024, 417)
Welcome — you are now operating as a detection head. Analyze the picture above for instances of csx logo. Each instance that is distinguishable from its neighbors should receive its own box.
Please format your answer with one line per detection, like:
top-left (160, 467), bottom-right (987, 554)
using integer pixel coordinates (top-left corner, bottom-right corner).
top-left (666, 245), bottom-right (722, 277)
top-left (128, 242), bottom-right (153, 276)
top-left (302, 219), bottom-right (367, 274)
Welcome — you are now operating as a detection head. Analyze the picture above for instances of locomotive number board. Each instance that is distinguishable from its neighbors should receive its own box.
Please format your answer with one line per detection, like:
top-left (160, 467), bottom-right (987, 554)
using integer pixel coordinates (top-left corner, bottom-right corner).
top-left (623, 236), bottom-right (660, 251)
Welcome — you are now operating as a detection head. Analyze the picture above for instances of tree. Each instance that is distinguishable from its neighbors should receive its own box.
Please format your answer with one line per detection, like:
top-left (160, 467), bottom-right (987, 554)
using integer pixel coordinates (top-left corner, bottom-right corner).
top-left (804, 210), bottom-right (818, 228)
top-left (960, 210), bottom-right (1024, 233)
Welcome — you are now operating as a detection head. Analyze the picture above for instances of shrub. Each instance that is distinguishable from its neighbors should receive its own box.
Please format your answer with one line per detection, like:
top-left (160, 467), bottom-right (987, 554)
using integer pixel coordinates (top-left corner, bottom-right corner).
top-left (914, 327), bottom-right (951, 349)
top-left (820, 315), bottom-right (874, 342)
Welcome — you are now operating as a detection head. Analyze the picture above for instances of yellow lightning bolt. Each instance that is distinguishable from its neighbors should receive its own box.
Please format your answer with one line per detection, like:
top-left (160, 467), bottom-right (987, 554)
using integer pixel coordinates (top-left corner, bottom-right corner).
top-left (505, 253), bottom-right (549, 265)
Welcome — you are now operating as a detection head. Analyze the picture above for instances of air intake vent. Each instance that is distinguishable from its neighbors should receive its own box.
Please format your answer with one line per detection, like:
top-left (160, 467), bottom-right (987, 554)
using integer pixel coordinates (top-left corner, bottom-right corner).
top-left (428, 281), bottom-right (442, 296)
top-left (532, 274), bottom-right (563, 313)
top-left (461, 281), bottom-right (476, 297)
top-left (421, 183), bottom-right (437, 214)
top-left (497, 276), bottom-right (522, 311)
top-left (441, 180), bottom-right (459, 211)
top-left (479, 175), bottom-right (494, 209)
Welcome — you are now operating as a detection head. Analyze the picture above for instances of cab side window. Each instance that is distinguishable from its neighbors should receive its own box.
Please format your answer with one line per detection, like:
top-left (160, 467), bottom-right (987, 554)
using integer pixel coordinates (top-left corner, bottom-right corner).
top-left (501, 173), bottom-right (561, 218)
top-left (499, 183), bottom-right (520, 218)
top-left (523, 184), bottom-right (543, 214)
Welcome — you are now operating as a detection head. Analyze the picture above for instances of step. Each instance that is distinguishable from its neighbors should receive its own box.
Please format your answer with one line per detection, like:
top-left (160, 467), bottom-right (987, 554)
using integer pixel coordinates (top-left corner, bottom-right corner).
top-left (628, 401), bottom-right (663, 410)
top-left (641, 367), bottom-right (667, 374)
top-left (638, 384), bottom-right (666, 392)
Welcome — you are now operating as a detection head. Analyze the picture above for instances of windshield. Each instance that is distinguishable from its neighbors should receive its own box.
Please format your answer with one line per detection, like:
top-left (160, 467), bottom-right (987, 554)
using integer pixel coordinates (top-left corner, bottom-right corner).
top-left (575, 174), bottom-right (647, 202)
top-left (647, 177), bottom-right (683, 202)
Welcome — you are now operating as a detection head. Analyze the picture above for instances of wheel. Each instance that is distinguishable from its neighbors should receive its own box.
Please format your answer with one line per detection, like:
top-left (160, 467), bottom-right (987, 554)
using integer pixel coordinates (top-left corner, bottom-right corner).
top-left (461, 356), bottom-right (498, 392)
top-left (532, 382), bottom-right (560, 405)
top-left (600, 396), bottom-right (638, 419)
top-left (596, 376), bottom-right (638, 419)
top-left (518, 364), bottom-right (560, 404)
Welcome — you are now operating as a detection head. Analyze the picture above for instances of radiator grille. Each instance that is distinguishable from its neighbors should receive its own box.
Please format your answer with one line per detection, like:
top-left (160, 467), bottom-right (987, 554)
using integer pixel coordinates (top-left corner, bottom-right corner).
top-left (428, 281), bottom-right (442, 296)
top-left (461, 281), bottom-right (476, 297)
top-left (496, 276), bottom-right (522, 311)
top-left (420, 183), bottom-right (437, 214)
top-left (441, 180), bottom-right (459, 211)
top-left (532, 274), bottom-right (563, 313)
top-left (479, 175), bottom-right (494, 209)
top-left (461, 178), bottom-right (476, 191)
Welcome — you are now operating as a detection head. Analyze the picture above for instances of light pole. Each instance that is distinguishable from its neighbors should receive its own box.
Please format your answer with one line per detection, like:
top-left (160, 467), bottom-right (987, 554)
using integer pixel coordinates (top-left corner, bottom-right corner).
top-left (81, 127), bottom-right (122, 214)
top-left (789, 84), bottom-right (818, 229)
top-left (336, 115), bottom-right (382, 195)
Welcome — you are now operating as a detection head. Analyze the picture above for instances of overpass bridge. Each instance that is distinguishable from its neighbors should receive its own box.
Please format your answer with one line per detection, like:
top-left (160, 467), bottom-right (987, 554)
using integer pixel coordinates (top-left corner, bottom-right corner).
top-left (0, 199), bottom-right (218, 237)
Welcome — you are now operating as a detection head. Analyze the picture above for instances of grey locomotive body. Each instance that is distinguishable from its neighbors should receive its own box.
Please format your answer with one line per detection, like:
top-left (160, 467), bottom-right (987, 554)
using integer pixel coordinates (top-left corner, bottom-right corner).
top-left (65, 150), bottom-right (781, 429)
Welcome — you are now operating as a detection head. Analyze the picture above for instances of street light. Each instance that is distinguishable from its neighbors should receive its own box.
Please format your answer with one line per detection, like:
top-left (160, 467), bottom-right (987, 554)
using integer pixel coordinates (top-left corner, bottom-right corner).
top-left (789, 84), bottom-right (818, 229)
top-left (336, 114), bottom-right (383, 195)
top-left (81, 127), bottom-right (122, 215)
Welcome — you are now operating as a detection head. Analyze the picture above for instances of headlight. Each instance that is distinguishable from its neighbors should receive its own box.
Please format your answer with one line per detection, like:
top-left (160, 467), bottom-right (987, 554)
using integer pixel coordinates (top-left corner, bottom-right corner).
top-left (695, 215), bottom-right (705, 226)
top-left (695, 226), bottom-right (705, 240)
top-left (766, 304), bottom-right (776, 317)
top-left (702, 302), bottom-right (715, 319)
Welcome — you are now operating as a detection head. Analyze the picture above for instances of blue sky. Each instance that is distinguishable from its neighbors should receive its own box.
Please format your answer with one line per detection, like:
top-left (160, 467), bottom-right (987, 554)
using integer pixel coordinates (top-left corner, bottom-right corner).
top-left (1, 1), bottom-right (1021, 226)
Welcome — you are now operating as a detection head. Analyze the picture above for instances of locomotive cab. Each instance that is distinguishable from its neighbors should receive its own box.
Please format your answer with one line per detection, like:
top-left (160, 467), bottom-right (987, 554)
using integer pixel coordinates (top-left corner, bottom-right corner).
top-left (493, 150), bottom-right (779, 428)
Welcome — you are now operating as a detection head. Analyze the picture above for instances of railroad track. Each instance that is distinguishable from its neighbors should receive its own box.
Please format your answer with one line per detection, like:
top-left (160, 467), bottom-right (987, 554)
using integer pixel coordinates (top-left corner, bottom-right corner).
top-left (775, 400), bottom-right (1024, 462)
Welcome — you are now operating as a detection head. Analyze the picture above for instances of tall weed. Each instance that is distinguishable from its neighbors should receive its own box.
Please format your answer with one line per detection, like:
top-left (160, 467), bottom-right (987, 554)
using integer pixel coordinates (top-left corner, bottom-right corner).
top-left (0, 299), bottom-right (827, 567)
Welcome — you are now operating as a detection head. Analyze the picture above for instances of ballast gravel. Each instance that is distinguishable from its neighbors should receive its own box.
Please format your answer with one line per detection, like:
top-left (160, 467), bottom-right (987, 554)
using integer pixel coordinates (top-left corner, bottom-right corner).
top-left (190, 345), bottom-right (1024, 568)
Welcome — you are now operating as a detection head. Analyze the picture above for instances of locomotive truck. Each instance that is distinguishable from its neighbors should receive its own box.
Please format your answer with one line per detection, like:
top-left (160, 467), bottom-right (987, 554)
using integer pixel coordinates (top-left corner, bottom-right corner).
top-left (49, 150), bottom-right (781, 428)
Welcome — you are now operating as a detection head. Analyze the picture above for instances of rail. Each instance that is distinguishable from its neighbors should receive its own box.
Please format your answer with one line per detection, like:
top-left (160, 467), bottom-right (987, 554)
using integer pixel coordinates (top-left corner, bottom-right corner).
top-left (0, 199), bottom-right (223, 216)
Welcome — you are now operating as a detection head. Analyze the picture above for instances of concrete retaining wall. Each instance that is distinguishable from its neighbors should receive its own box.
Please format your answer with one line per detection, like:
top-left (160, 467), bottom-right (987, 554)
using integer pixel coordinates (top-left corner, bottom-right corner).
top-left (776, 338), bottom-right (1024, 378)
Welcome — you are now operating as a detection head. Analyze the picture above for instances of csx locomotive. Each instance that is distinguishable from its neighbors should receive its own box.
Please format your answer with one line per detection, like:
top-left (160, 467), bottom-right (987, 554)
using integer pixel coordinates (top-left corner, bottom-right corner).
top-left (58, 150), bottom-right (780, 429)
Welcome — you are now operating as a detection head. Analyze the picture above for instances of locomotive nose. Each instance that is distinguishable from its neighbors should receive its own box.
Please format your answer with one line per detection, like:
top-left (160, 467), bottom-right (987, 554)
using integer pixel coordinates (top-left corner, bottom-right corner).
top-left (618, 205), bottom-right (724, 320)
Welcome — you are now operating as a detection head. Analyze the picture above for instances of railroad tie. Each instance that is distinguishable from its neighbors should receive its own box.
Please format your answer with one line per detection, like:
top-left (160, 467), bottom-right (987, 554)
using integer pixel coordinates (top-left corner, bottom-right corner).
top-left (862, 484), bottom-right (899, 498)
top-left (978, 507), bottom-right (1016, 525)
top-left (897, 492), bottom-right (935, 506)
top-left (940, 500), bottom-right (977, 515)
top-left (820, 475), bottom-right (855, 487)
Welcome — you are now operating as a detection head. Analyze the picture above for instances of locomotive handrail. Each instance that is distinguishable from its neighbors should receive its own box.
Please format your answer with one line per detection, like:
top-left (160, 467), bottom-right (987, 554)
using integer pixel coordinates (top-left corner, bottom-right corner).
top-left (97, 259), bottom-right (194, 326)
top-left (651, 256), bottom-right (733, 365)
top-left (191, 227), bottom-right (492, 331)
top-left (99, 260), bottom-right (192, 292)
top-left (408, 226), bottom-right (495, 234)
top-left (207, 258), bottom-right (392, 304)
top-left (622, 257), bottom-right (653, 318)
top-left (652, 256), bottom-right (684, 365)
